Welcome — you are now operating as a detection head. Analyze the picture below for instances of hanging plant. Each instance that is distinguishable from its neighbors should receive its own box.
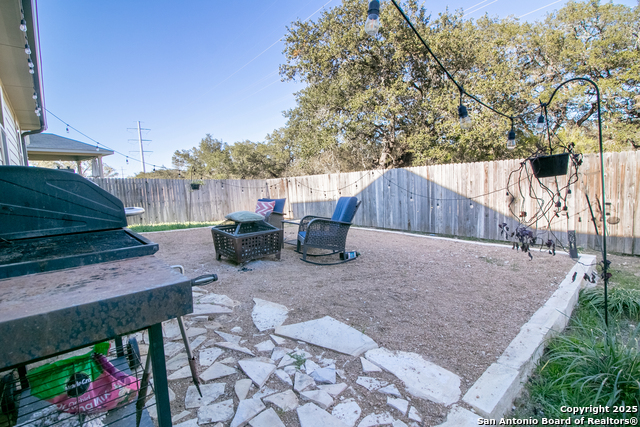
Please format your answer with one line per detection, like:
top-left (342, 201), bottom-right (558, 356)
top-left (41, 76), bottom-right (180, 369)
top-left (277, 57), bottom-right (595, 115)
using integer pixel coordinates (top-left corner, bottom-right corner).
top-left (529, 152), bottom-right (570, 178)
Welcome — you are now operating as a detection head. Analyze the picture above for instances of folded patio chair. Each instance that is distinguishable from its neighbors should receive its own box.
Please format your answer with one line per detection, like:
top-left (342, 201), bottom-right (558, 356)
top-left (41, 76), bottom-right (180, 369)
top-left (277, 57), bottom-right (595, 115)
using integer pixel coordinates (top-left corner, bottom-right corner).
top-left (257, 198), bottom-right (286, 228)
top-left (296, 196), bottom-right (361, 264)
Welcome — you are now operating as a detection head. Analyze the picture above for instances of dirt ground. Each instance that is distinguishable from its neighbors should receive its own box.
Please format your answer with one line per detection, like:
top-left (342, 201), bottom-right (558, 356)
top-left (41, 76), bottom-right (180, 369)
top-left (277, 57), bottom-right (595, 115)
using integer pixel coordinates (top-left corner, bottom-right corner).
top-left (143, 225), bottom-right (581, 425)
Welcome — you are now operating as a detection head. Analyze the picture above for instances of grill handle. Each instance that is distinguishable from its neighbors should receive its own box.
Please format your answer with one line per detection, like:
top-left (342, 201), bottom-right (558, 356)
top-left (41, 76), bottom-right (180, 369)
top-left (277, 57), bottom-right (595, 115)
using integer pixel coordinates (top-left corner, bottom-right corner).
top-left (191, 274), bottom-right (218, 287)
top-left (171, 265), bottom-right (218, 287)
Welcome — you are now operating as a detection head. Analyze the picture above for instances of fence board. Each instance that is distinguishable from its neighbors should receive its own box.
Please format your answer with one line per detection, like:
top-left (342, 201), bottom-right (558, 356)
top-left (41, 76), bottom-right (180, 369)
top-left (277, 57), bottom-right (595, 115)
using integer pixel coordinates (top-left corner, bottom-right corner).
top-left (92, 151), bottom-right (639, 255)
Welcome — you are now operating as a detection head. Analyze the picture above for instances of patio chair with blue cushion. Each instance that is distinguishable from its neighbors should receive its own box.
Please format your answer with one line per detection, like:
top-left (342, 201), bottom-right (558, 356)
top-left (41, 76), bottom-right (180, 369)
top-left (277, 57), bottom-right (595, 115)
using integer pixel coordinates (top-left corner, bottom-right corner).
top-left (257, 198), bottom-right (286, 228)
top-left (296, 196), bottom-right (361, 264)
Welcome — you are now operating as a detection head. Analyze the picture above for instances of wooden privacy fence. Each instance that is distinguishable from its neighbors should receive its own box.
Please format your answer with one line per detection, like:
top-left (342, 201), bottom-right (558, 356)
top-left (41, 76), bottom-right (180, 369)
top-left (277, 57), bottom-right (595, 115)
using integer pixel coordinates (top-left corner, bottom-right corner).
top-left (93, 151), bottom-right (640, 255)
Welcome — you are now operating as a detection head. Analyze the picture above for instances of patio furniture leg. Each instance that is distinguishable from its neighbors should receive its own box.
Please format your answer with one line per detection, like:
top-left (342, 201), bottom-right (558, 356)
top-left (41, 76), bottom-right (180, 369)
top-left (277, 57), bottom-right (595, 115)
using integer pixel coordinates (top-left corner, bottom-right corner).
top-left (302, 246), bottom-right (308, 261)
top-left (148, 322), bottom-right (172, 427)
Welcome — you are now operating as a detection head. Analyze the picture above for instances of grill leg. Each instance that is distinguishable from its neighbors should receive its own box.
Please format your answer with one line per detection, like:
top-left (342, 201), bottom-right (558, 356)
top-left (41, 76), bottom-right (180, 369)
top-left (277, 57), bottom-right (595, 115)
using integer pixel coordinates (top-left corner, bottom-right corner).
top-left (149, 322), bottom-right (172, 427)
top-left (115, 335), bottom-right (125, 357)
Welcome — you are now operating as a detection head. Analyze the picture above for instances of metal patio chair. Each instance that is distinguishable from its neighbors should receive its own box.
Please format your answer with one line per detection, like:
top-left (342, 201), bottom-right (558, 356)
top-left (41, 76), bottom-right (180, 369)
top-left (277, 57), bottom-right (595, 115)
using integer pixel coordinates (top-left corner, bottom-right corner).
top-left (296, 196), bottom-right (361, 264)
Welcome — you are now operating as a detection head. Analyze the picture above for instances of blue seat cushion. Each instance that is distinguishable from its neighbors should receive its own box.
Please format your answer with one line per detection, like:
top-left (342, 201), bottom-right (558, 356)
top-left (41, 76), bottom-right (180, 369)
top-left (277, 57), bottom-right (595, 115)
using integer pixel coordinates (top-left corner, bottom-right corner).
top-left (258, 198), bottom-right (286, 214)
top-left (298, 231), bottom-right (306, 241)
top-left (331, 197), bottom-right (358, 223)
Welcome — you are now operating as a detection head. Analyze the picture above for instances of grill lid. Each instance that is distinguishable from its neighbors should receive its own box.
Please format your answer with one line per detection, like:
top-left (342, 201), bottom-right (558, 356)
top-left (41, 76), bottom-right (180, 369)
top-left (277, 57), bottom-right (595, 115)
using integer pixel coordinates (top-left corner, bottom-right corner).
top-left (0, 166), bottom-right (127, 241)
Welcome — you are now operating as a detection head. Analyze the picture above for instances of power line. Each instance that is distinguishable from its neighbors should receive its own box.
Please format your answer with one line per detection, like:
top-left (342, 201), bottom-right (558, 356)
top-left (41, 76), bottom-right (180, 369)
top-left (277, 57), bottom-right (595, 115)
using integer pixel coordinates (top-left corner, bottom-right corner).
top-left (45, 109), bottom-right (161, 171)
top-left (518, 0), bottom-right (563, 19)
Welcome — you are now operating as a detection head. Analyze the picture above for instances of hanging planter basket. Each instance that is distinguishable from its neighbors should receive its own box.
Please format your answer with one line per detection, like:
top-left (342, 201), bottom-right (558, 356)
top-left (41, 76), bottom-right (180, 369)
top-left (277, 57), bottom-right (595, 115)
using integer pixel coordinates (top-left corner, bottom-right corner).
top-left (190, 183), bottom-right (201, 190)
top-left (530, 153), bottom-right (570, 178)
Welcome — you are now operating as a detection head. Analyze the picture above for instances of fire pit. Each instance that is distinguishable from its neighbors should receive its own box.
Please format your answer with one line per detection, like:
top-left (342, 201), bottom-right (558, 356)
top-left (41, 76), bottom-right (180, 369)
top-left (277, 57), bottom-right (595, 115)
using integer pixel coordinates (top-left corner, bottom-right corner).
top-left (211, 220), bottom-right (283, 263)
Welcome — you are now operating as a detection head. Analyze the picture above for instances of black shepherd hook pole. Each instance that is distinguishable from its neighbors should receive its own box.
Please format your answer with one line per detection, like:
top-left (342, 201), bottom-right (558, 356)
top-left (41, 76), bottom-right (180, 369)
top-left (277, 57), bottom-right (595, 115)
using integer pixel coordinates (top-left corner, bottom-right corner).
top-left (541, 77), bottom-right (609, 327)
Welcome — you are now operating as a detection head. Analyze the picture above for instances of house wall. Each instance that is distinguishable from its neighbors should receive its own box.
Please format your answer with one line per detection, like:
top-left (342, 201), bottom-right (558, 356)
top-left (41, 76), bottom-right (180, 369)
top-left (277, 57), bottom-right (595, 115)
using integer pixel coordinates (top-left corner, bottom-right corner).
top-left (0, 80), bottom-right (26, 166)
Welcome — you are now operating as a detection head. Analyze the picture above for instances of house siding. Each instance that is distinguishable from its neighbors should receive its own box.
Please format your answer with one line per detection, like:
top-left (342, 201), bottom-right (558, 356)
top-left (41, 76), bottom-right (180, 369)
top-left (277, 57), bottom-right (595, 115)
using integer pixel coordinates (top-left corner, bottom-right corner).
top-left (0, 82), bottom-right (26, 166)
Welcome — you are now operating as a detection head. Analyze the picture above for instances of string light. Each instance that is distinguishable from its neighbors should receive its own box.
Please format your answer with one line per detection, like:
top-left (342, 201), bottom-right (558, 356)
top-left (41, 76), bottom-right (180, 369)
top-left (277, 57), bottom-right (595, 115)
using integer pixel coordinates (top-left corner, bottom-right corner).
top-left (20, 19), bottom-right (27, 32)
top-left (24, 44), bottom-right (31, 55)
top-left (507, 120), bottom-right (516, 149)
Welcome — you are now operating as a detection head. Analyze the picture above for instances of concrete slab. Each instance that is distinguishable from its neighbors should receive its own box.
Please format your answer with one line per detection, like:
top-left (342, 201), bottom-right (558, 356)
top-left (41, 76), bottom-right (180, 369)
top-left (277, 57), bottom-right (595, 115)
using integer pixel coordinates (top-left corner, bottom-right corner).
top-left (275, 316), bottom-right (378, 357)
top-left (230, 398), bottom-right (266, 427)
top-left (462, 362), bottom-right (522, 419)
top-left (433, 405), bottom-right (479, 427)
top-left (297, 402), bottom-right (350, 427)
top-left (239, 357), bottom-right (276, 388)
top-left (252, 298), bottom-right (289, 332)
top-left (248, 408), bottom-right (286, 427)
top-left (365, 348), bottom-right (460, 406)
top-left (264, 389), bottom-right (299, 412)
top-left (200, 362), bottom-right (238, 382)
top-left (332, 399), bottom-right (362, 427)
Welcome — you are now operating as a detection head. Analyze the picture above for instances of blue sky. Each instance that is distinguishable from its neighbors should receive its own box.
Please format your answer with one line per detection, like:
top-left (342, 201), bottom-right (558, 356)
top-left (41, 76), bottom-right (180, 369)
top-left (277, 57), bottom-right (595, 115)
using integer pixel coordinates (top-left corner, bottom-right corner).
top-left (36, 0), bottom-right (637, 177)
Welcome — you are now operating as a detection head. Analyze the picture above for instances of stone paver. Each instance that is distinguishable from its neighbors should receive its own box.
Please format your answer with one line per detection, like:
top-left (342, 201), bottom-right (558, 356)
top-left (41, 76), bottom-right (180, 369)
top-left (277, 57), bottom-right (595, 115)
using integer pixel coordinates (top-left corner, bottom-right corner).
top-left (230, 398), bottom-right (266, 427)
top-left (300, 389), bottom-right (333, 409)
top-left (239, 357), bottom-right (276, 388)
top-left (297, 402), bottom-right (349, 427)
top-left (252, 298), bottom-right (289, 331)
top-left (197, 399), bottom-right (235, 424)
top-left (199, 347), bottom-right (224, 367)
top-left (275, 316), bottom-right (378, 357)
top-left (264, 389), bottom-right (299, 412)
top-left (387, 397), bottom-right (408, 415)
top-left (332, 399), bottom-right (362, 427)
top-left (365, 347), bottom-right (461, 406)
top-left (215, 331), bottom-right (243, 343)
top-left (357, 412), bottom-right (394, 427)
top-left (185, 383), bottom-right (225, 408)
top-left (248, 407), bottom-right (286, 427)
top-left (215, 341), bottom-right (255, 356)
top-left (294, 371), bottom-right (316, 393)
top-left (200, 362), bottom-right (237, 382)
top-left (235, 378), bottom-right (253, 400)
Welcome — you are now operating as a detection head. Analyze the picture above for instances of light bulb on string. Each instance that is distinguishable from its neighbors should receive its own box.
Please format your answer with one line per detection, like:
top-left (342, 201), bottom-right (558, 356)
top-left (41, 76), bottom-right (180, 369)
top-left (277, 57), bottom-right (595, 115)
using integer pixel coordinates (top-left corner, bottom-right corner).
top-left (536, 114), bottom-right (545, 132)
top-left (28, 68), bottom-right (34, 74)
top-left (20, 19), bottom-right (27, 32)
top-left (24, 44), bottom-right (31, 55)
top-left (364, 0), bottom-right (381, 36)
top-left (126, 157), bottom-right (129, 164)
top-left (32, 92), bottom-right (37, 100)
top-left (28, 59), bottom-right (34, 69)
top-left (66, 125), bottom-right (69, 133)
top-left (506, 120), bottom-right (516, 150)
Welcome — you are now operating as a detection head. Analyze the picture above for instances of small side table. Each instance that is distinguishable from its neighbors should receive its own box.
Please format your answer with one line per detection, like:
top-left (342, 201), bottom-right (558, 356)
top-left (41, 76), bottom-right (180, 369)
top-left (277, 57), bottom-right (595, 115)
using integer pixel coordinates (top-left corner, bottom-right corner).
top-left (281, 219), bottom-right (302, 248)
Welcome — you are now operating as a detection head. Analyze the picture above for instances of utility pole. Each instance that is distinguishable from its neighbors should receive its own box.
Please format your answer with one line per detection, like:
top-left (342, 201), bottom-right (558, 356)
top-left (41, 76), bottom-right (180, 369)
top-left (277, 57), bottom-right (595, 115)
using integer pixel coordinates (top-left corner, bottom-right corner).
top-left (127, 121), bottom-right (152, 173)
